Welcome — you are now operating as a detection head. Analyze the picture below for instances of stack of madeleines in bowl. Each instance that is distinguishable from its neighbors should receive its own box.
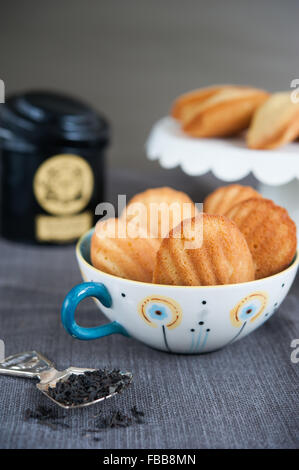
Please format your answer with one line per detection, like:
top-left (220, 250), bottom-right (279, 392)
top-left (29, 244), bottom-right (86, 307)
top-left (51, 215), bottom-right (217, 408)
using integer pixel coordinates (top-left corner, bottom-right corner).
top-left (91, 185), bottom-right (297, 286)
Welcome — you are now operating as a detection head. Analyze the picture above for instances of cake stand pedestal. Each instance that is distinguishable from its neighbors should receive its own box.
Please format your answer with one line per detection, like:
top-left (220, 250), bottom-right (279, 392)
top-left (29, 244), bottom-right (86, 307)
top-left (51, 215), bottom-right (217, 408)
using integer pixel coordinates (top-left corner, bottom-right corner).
top-left (146, 117), bottom-right (299, 236)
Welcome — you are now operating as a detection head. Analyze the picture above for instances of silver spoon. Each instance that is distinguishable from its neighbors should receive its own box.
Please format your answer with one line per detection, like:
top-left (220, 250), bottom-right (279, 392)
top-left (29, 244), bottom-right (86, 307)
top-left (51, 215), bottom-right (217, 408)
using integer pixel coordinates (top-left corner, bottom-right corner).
top-left (0, 350), bottom-right (132, 409)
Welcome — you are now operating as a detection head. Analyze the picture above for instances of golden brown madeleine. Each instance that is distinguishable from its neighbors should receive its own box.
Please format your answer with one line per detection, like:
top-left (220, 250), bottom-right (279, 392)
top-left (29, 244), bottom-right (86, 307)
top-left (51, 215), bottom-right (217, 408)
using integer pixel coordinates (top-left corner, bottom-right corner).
top-left (225, 198), bottom-right (297, 279)
top-left (171, 85), bottom-right (229, 120)
top-left (204, 184), bottom-right (261, 215)
top-left (180, 87), bottom-right (269, 138)
top-left (91, 217), bottom-right (160, 283)
top-left (247, 92), bottom-right (299, 149)
top-left (153, 214), bottom-right (255, 286)
top-left (122, 187), bottom-right (197, 240)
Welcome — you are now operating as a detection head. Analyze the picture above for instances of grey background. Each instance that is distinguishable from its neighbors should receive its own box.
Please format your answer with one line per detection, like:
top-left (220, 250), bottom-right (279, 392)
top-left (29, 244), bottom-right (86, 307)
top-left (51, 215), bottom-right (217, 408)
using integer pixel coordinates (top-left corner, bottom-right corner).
top-left (1, 0), bottom-right (299, 169)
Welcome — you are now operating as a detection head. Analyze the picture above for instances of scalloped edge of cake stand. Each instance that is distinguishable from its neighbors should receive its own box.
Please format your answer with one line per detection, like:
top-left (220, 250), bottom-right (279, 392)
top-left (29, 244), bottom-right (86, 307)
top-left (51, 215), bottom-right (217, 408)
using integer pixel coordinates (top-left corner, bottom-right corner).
top-left (146, 117), bottom-right (299, 186)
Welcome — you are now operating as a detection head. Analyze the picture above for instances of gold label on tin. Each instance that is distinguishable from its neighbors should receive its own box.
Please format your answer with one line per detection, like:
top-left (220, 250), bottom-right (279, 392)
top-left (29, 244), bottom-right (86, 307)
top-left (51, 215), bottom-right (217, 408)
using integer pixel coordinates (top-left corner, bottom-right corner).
top-left (35, 211), bottom-right (93, 242)
top-left (33, 154), bottom-right (94, 215)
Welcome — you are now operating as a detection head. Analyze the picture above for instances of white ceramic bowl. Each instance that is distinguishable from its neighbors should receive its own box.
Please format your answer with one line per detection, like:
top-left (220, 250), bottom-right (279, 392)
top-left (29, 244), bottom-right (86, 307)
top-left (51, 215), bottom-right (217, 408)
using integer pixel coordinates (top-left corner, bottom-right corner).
top-left (61, 229), bottom-right (298, 354)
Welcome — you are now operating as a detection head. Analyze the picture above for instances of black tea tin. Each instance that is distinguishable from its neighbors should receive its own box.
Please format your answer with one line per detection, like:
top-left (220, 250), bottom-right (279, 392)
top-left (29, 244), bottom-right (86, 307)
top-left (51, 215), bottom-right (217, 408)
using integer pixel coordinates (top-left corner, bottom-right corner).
top-left (0, 91), bottom-right (110, 244)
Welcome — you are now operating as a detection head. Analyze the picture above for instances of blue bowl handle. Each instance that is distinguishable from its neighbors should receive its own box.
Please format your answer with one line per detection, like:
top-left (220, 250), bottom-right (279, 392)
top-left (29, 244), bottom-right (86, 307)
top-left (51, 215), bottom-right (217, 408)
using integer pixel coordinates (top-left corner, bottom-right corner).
top-left (61, 282), bottom-right (129, 340)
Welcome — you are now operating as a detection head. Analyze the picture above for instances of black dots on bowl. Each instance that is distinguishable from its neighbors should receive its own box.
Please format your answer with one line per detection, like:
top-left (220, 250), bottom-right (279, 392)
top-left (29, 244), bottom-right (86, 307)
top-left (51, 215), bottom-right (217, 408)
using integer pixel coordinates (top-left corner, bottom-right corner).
top-left (202, 300), bottom-right (207, 305)
top-left (190, 328), bottom-right (195, 332)
top-left (121, 293), bottom-right (126, 298)
top-left (199, 321), bottom-right (204, 325)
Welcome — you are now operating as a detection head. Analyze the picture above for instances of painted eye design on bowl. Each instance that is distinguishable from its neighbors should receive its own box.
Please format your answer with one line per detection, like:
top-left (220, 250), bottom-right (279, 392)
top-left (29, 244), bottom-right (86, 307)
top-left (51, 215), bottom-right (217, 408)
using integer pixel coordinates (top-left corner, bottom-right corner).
top-left (239, 302), bottom-right (260, 321)
top-left (230, 292), bottom-right (268, 328)
top-left (148, 304), bottom-right (169, 321)
top-left (138, 296), bottom-right (182, 330)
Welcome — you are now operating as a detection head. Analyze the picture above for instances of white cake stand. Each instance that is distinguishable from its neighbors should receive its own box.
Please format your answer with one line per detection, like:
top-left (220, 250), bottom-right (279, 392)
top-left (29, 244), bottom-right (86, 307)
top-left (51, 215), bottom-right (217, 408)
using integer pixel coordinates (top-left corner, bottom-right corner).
top-left (146, 117), bottom-right (299, 233)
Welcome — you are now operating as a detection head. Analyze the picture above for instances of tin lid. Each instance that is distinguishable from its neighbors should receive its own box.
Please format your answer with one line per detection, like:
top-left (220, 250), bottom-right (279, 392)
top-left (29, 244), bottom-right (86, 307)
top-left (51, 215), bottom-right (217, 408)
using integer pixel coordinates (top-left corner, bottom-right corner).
top-left (0, 90), bottom-right (110, 151)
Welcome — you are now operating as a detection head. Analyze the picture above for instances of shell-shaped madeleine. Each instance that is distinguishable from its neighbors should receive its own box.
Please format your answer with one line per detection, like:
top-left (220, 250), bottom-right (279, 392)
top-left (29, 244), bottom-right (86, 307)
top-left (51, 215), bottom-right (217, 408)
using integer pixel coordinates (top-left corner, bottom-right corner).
top-left (204, 184), bottom-right (261, 215)
top-left (225, 198), bottom-right (297, 279)
top-left (91, 218), bottom-right (160, 283)
top-left (171, 85), bottom-right (229, 120)
top-left (153, 214), bottom-right (255, 286)
top-left (247, 92), bottom-right (299, 149)
top-left (172, 86), bottom-right (269, 138)
top-left (122, 187), bottom-right (197, 240)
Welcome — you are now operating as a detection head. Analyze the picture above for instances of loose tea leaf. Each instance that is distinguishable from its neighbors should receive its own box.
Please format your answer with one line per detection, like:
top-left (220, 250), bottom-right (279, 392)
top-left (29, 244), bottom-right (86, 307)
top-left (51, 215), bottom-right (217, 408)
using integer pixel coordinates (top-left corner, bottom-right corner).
top-left (131, 406), bottom-right (144, 417)
top-left (131, 405), bottom-right (145, 423)
top-left (47, 369), bottom-right (131, 407)
top-left (97, 410), bottom-right (132, 429)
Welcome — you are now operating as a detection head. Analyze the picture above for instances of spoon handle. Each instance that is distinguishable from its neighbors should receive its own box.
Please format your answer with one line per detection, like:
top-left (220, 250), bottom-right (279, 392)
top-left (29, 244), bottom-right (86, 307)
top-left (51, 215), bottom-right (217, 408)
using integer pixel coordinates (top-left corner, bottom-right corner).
top-left (0, 351), bottom-right (55, 379)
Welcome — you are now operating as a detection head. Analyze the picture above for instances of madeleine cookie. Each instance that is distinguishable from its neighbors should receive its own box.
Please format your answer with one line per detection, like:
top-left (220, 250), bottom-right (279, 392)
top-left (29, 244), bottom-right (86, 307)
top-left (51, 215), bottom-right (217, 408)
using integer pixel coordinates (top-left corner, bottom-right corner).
top-left (172, 85), bottom-right (269, 138)
top-left (122, 187), bottom-right (197, 240)
top-left (225, 198), bottom-right (297, 279)
top-left (91, 218), bottom-right (160, 283)
top-left (204, 184), bottom-right (261, 215)
top-left (247, 92), bottom-right (299, 149)
top-left (153, 214), bottom-right (255, 286)
top-left (171, 85), bottom-right (229, 120)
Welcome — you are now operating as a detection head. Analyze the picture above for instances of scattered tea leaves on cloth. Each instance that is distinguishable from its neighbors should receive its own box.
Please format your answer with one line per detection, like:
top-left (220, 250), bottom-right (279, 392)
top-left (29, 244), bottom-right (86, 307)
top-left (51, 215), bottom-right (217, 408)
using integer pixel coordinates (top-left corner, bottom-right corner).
top-left (25, 406), bottom-right (69, 430)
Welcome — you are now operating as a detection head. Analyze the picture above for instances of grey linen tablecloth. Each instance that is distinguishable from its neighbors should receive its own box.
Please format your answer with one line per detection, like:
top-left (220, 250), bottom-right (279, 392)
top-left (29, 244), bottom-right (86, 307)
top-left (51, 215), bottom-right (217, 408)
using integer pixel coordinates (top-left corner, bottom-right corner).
top-left (0, 167), bottom-right (298, 449)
